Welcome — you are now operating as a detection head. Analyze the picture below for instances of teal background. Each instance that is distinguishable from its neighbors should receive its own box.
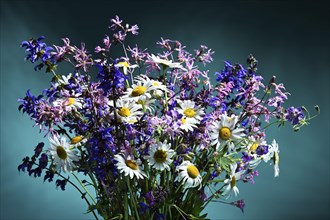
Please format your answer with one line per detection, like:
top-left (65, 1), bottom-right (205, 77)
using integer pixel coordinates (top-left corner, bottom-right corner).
top-left (1, 0), bottom-right (329, 219)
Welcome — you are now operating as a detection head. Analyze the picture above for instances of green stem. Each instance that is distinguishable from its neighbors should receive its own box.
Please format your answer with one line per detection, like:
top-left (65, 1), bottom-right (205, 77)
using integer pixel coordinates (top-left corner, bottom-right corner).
top-left (72, 173), bottom-right (97, 204)
top-left (127, 178), bottom-right (140, 220)
top-left (124, 190), bottom-right (128, 220)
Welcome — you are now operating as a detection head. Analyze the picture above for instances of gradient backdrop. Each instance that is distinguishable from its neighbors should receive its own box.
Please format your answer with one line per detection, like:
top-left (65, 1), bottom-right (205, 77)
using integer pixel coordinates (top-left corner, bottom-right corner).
top-left (1, 0), bottom-right (329, 219)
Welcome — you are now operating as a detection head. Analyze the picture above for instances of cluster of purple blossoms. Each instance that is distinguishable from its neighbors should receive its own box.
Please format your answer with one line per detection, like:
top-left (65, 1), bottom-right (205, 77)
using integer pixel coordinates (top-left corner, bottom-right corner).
top-left (17, 16), bottom-right (318, 220)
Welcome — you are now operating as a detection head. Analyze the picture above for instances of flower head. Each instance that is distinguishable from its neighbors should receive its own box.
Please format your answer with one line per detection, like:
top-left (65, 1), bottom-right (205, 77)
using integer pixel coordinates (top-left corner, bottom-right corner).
top-left (176, 161), bottom-right (202, 189)
top-left (223, 163), bottom-right (245, 198)
top-left (145, 142), bottom-right (175, 171)
top-left (209, 112), bottom-right (245, 151)
top-left (114, 154), bottom-right (146, 179)
top-left (49, 134), bottom-right (79, 172)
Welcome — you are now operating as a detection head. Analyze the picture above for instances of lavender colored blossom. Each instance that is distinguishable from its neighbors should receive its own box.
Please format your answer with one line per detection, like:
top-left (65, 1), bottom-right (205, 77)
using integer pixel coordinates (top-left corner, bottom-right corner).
top-left (285, 106), bottom-right (305, 125)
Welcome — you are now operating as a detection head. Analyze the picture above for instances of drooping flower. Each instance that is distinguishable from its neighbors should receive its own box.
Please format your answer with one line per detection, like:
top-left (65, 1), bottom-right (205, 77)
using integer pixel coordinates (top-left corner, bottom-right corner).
top-left (270, 139), bottom-right (280, 177)
top-left (145, 142), bottom-right (175, 171)
top-left (114, 154), bottom-right (146, 179)
top-left (114, 61), bottom-right (139, 75)
top-left (223, 163), bottom-right (245, 198)
top-left (48, 134), bottom-right (79, 172)
top-left (176, 161), bottom-right (202, 189)
top-left (149, 54), bottom-right (186, 70)
top-left (209, 112), bottom-right (245, 151)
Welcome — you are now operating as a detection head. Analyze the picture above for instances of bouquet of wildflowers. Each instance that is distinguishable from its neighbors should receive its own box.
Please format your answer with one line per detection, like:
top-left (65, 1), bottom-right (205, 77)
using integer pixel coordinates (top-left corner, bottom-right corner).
top-left (18, 16), bottom-right (318, 220)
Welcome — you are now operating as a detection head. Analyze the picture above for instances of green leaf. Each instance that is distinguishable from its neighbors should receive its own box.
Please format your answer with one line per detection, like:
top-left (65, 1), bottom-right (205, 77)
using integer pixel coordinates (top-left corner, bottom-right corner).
top-left (217, 155), bottom-right (235, 173)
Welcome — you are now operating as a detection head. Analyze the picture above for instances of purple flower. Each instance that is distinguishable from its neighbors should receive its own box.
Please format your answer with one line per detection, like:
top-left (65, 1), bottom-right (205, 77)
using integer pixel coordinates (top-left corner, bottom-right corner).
top-left (109, 15), bottom-right (123, 30)
top-left (285, 106), bottom-right (305, 125)
top-left (231, 199), bottom-right (245, 213)
top-left (256, 145), bottom-right (269, 156)
top-left (21, 36), bottom-right (53, 63)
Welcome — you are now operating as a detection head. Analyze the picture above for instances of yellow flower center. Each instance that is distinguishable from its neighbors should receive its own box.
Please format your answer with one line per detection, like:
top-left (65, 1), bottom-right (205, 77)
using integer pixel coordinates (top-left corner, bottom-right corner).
top-left (230, 176), bottom-right (236, 188)
top-left (67, 97), bottom-right (75, 106)
top-left (250, 143), bottom-right (259, 152)
top-left (153, 149), bottom-right (167, 163)
top-left (274, 151), bottom-right (280, 165)
top-left (125, 160), bottom-right (138, 170)
top-left (56, 146), bottom-right (67, 160)
top-left (187, 164), bottom-right (199, 179)
top-left (183, 108), bottom-right (196, 118)
top-left (71, 136), bottom-right (83, 144)
top-left (153, 81), bottom-right (160, 87)
top-left (118, 107), bottom-right (131, 117)
top-left (132, 86), bottom-right (147, 97)
top-left (181, 117), bottom-right (186, 124)
top-left (219, 127), bottom-right (231, 140)
top-left (118, 61), bottom-right (129, 67)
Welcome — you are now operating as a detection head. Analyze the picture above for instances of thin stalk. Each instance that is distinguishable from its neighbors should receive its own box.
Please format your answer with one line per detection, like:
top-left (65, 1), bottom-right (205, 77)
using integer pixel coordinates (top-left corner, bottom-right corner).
top-left (127, 178), bottom-right (140, 220)
top-left (72, 173), bottom-right (97, 204)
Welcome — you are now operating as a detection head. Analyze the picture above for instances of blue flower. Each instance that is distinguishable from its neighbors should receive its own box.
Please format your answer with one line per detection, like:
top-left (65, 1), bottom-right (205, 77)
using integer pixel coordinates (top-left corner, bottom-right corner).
top-left (21, 36), bottom-right (55, 72)
top-left (256, 145), bottom-right (269, 156)
top-left (285, 106), bottom-right (305, 125)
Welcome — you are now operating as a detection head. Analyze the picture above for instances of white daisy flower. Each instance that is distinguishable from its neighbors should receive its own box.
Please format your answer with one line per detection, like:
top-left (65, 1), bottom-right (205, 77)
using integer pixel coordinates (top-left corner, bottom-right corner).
top-left (176, 100), bottom-right (205, 123)
top-left (53, 97), bottom-right (83, 111)
top-left (222, 163), bottom-right (245, 198)
top-left (145, 141), bottom-right (175, 171)
top-left (114, 154), bottom-right (146, 179)
top-left (270, 139), bottom-right (280, 177)
top-left (115, 61), bottom-right (139, 75)
top-left (176, 161), bottom-right (202, 189)
top-left (124, 77), bottom-right (152, 102)
top-left (149, 79), bottom-right (168, 99)
top-left (209, 112), bottom-right (245, 152)
top-left (133, 76), bottom-right (168, 100)
top-left (150, 54), bottom-right (187, 70)
top-left (180, 116), bottom-right (197, 132)
top-left (49, 134), bottom-right (79, 172)
top-left (110, 98), bottom-right (143, 124)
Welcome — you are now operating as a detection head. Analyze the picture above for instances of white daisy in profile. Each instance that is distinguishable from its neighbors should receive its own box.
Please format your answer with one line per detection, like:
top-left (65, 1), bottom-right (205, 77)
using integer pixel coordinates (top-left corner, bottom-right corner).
top-left (176, 100), bottom-right (205, 123)
top-left (180, 116), bottom-right (197, 132)
top-left (53, 97), bottom-right (83, 111)
top-left (114, 154), bottom-right (146, 179)
top-left (150, 54), bottom-right (187, 70)
top-left (111, 98), bottom-right (143, 124)
top-left (222, 163), bottom-right (245, 198)
top-left (145, 141), bottom-right (175, 171)
top-left (49, 134), bottom-right (79, 172)
top-left (209, 112), bottom-right (245, 152)
top-left (269, 139), bottom-right (280, 177)
top-left (114, 61), bottom-right (139, 75)
top-left (124, 77), bottom-right (152, 102)
top-left (176, 161), bottom-right (202, 189)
